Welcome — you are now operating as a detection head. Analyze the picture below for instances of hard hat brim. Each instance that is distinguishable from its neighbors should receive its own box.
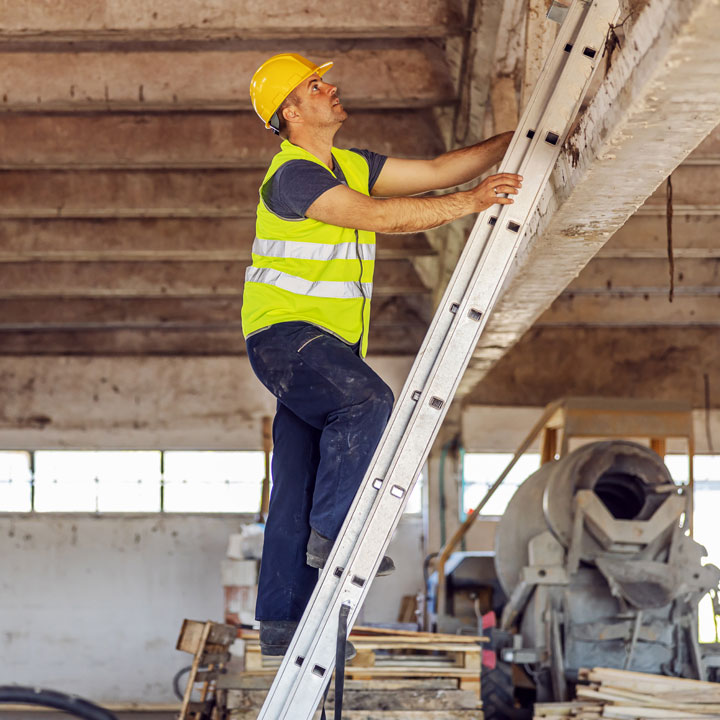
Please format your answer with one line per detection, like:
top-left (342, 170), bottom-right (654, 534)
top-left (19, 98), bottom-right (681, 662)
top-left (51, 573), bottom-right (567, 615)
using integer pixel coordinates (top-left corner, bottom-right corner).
top-left (264, 60), bottom-right (334, 129)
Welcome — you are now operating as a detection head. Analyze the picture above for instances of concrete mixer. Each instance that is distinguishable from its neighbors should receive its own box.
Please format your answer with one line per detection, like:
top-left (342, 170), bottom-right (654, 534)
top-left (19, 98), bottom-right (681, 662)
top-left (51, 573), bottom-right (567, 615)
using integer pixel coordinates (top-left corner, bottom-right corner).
top-left (494, 440), bottom-right (720, 701)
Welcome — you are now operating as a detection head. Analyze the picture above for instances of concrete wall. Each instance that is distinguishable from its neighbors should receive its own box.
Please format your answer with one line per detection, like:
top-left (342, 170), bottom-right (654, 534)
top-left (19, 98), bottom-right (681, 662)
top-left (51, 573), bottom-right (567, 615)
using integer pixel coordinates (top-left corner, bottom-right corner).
top-left (0, 513), bottom-right (424, 704)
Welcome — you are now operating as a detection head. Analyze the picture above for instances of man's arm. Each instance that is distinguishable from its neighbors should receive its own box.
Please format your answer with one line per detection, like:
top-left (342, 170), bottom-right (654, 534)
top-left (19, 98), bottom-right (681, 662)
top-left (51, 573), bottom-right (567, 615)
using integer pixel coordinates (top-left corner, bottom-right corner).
top-left (371, 131), bottom-right (514, 198)
top-left (306, 172), bottom-right (522, 234)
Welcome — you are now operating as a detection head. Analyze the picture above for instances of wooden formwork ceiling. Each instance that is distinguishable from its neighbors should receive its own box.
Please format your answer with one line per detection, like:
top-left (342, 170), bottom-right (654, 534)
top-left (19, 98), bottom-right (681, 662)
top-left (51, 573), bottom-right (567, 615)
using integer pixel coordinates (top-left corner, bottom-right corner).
top-left (0, 0), bottom-right (719, 439)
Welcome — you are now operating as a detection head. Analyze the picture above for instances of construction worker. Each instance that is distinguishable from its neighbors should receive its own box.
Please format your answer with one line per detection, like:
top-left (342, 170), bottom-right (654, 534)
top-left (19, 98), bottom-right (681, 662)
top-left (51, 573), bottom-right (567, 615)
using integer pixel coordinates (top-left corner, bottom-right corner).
top-left (243, 53), bottom-right (522, 656)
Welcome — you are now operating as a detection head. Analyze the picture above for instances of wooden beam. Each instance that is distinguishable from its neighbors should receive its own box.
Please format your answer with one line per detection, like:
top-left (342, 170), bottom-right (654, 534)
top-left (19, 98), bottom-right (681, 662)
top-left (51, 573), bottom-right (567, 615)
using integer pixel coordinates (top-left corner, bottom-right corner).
top-left (538, 294), bottom-right (720, 326)
top-left (0, 43), bottom-right (456, 112)
top-left (0, 259), bottom-right (429, 297)
top-left (0, 0), bottom-right (463, 42)
top-left (0, 110), bottom-right (446, 170)
top-left (0, 219), bottom-right (436, 262)
top-left (456, 0), bottom-right (720, 399)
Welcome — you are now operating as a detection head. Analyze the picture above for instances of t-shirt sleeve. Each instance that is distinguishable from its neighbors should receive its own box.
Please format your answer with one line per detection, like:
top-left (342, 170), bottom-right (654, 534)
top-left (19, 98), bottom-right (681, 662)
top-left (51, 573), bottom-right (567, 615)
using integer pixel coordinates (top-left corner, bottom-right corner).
top-left (261, 160), bottom-right (343, 221)
top-left (350, 148), bottom-right (388, 192)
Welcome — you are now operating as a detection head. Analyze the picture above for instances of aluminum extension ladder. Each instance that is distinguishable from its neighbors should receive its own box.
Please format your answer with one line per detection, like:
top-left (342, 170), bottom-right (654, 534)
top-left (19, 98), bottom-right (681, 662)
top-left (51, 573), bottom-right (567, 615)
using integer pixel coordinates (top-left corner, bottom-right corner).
top-left (258, 1), bottom-right (619, 717)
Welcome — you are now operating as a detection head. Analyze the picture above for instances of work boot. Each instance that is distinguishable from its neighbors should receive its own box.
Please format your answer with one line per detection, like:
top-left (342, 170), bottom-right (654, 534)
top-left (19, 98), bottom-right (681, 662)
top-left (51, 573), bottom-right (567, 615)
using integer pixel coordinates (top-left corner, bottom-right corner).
top-left (259, 620), bottom-right (356, 660)
top-left (306, 528), bottom-right (396, 576)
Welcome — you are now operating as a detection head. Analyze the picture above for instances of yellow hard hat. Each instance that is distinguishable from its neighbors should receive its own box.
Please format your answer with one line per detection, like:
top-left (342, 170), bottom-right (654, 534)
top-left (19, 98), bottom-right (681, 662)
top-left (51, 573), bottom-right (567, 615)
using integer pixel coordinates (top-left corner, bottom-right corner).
top-left (250, 53), bottom-right (334, 133)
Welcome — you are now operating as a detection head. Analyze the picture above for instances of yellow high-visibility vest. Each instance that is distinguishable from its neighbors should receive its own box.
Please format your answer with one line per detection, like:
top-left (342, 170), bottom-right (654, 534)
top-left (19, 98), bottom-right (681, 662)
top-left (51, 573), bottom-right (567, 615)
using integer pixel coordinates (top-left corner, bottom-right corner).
top-left (241, 140), bottom-right (376, 356)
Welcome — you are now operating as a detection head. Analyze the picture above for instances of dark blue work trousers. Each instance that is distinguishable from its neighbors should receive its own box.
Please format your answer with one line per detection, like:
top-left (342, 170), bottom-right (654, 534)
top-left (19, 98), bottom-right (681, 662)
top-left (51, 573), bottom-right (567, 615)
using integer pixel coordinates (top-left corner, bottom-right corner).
top-left (246, 321), bottom-right (394, 621)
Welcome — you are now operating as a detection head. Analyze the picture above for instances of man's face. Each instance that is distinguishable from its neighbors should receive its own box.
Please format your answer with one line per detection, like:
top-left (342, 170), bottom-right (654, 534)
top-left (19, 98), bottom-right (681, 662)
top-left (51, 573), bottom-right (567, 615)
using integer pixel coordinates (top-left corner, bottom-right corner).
top-left (287, 73), bottom-right (348, 129)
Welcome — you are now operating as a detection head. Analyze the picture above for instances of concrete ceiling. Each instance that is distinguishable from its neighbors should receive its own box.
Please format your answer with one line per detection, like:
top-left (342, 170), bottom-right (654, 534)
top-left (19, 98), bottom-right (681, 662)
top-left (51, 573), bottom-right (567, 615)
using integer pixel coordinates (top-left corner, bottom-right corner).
top-left (1, 0), bottom-right (719, 449)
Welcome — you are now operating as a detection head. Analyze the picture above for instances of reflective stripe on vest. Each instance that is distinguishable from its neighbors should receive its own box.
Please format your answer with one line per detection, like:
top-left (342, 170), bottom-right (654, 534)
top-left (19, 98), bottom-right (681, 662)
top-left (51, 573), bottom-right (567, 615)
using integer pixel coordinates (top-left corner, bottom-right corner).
top-left (252, 237), bottom-right (376, 263)
top-left (245, 266), bottom-right (372, 299)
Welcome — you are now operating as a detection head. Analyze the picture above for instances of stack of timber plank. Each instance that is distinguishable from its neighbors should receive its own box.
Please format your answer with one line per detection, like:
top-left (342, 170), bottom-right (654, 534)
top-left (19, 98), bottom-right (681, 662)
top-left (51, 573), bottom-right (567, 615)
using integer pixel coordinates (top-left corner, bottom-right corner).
top-left (220, 625), bottom-right (486, 719)
top-left (534, 668), bottom-right (720, 720)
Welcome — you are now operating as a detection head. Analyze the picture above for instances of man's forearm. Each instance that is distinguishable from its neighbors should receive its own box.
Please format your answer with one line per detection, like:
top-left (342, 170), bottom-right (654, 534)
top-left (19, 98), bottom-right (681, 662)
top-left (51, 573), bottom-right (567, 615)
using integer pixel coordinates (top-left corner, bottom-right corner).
top-left (307, 173), bottom-right (522, 234)
top-left (368, 192), bottom-right (474, 233)
top-left (430, 131), bottom-right (514, 189)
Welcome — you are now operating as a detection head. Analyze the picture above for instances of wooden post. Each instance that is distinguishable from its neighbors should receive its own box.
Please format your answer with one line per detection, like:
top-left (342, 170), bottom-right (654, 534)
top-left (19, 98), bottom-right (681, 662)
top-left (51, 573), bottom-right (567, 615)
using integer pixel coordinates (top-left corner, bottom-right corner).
top-left (541, 427), bottom-right (558, 465)
top-left (650, 437), bottom-right (666, 458)
top-left (259, 415), bottom-right (272, 521)
top-left (688, 434), bottom-right (695, 538)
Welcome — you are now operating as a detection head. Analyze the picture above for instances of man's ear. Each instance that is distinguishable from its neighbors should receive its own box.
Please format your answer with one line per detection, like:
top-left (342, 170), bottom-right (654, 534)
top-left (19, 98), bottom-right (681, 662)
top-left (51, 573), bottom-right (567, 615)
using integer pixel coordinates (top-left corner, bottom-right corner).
top-left (282, 104), bottom-right (302, 125)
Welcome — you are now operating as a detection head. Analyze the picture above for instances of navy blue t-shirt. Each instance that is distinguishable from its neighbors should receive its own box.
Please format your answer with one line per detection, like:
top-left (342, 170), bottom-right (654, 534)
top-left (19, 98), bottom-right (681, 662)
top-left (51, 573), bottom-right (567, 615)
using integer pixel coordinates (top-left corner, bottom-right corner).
top-left (261, 148), bottom-right (387, 221)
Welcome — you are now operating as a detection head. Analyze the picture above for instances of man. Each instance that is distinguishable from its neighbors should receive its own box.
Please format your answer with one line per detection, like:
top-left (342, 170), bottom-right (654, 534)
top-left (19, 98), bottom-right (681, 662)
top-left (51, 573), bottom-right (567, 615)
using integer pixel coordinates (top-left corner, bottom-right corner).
top-left (242, 53), bottom-right (521, 656)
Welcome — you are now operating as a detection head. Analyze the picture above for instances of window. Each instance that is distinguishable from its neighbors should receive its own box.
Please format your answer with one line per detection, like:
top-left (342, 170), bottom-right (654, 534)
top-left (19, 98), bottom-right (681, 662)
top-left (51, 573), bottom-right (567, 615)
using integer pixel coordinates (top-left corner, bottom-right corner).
top-left (33, 451), bottom-right (162, 512)
top-left (0, 450), bottom-right (264, 514)
top-left (665, 454), bottom-right (720, 643)
top-left (1, 448), bottom-right (421, 515)
top-left (0, 451), bottom-right (32, 511)
top-left (162, 451), bottom-right (265, 513)
top-left (461, 452), bottom-right (541, 518)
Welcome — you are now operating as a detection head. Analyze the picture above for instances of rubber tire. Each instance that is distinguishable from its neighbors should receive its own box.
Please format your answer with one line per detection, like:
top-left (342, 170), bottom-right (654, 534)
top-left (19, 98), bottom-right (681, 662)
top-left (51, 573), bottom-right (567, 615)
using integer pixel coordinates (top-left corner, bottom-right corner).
top-left (0, 686), bottom-right (117, 720)
top-left (173, 665), bottom-right (194, 701)
top-left (481, 663), bottom-right (532, 720)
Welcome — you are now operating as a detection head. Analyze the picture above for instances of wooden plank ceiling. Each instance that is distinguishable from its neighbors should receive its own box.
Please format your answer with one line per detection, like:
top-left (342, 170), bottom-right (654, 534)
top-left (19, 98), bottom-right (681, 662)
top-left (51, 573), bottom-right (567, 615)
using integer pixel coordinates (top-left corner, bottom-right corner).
top-left (1, 0), bottom-right (719, 410)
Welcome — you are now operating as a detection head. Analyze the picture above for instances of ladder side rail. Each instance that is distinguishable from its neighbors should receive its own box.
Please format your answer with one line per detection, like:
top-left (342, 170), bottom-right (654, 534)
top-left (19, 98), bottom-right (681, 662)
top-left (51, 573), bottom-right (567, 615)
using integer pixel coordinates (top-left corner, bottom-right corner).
top-left (261, 3), bottom-right (593, 685)
top-left (257, 1), bottom-right (618, 716)
top-left (256, 1), bottom-right (604, 716)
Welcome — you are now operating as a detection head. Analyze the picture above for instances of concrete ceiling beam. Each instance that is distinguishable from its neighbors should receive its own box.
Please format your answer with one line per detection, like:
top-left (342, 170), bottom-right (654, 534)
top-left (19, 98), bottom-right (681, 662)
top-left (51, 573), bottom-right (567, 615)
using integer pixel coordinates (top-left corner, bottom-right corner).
top-left (600, 215), bottom-right (720, 258)
top-left (0, 43), bottom-right (455, 112)
top-left (462, 404), bottom-right (720, 454)
top-left (0, 169), bottom-right (265, 218)
top-left (0, 0), bottom-right (464, 42)
top-left (642, 165), bottom-right (720, 206)
top-left (0, 355), bottom-right (415, 449)
top-left (0, 110), bottom-right (446, 169)
top-left (539, 294), bottom-right (720, 326)
top-left (692, 125), bottom-right (720, 157)
top-left (456, 0), bottom-right (720, 399)
top-left (0, 325), bottom-right (424, 357)
top-left (466, 326), bottom-right (720, 409)
top-left (567, 257), bottom-right (720, 293)
top-left (0, 259), bottom-right (429, 297)
top-left (0, 294), bottom-right (431, 330)
top-left (0, 219), bottom-right (436, 262)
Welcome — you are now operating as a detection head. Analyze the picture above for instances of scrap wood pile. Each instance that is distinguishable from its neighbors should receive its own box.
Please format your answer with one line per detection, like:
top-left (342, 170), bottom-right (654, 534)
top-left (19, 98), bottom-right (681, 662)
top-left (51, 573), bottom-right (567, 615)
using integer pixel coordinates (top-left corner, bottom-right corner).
top-left (222, 676), bottom-right (483, 719)
top-left (224, 625), bottom-right (487, 718)
top-left (534, 668), bottom-right (720, 720)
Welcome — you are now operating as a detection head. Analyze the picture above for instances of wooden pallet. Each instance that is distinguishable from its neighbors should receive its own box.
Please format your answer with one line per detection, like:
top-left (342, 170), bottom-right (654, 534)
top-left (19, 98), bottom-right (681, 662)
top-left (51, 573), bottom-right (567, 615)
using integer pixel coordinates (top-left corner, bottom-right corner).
top-left (534, 667), bottom-right (720, 720)
top-left (176, 618), bottom-right (238, 720)
top-left (233, 625), bottom-right (486, 710)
